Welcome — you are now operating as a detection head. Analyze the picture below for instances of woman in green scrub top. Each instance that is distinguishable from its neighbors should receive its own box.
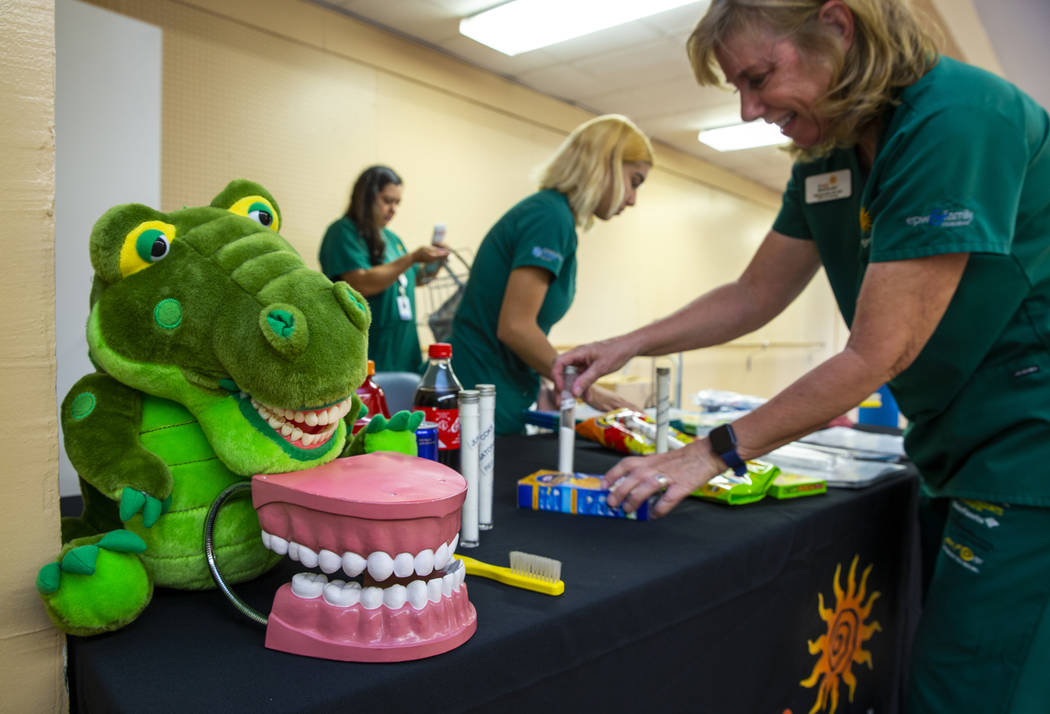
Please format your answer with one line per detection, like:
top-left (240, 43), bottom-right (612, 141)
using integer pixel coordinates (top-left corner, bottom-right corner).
top-left (449, 115), bottom-right (654, 435)
top-left (319, 165), bottom-right (449, 373)
top-left (554, 2), bottom-right (1050, 711)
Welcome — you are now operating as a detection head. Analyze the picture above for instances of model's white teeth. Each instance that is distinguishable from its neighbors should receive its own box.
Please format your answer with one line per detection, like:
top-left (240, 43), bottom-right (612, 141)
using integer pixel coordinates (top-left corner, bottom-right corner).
top-left (427, 577), bottom-right (443, 603)
top-left (384, 584), bottom-right (408, 609)
top-left (361, 586), bottom-right (383, 610)
top-left (342, 551), bottom-right (366, 577)
top-left (415, 549), bottom-right (435, 577)
top-left (293, 563), bottom-right (465, 609)
top-left (775, 112), bottom-right (795, 129)
top-left (323, 579), bottom-right (360, 607)
top-left (263, 533), bottom-right (462, 594)
top-left (367, 551), bottom-right (395, 581)
top-left (435, 543), bottom-right (450, 570)
top-left (291, 572), bottom-right (326, 599)
top-left (249, 395), bottom-right (354, 445)
top-left (393, 552), bottom-right (415, 578)
top-left (407, 580), bottom-right (428, 610)
top-left (318, 549), bottom-right (342, 574)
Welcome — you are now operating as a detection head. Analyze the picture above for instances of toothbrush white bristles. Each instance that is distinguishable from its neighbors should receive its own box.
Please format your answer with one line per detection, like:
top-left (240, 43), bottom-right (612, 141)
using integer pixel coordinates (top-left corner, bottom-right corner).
top-left (509, 551), bottom-right (562, 584)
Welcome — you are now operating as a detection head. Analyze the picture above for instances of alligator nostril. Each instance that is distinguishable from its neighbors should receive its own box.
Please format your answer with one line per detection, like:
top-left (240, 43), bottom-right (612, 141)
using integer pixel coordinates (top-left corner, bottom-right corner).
top-left (266, 309), bottom-right (295, 338)
top-left (259, 304), bottom-right (309, 360)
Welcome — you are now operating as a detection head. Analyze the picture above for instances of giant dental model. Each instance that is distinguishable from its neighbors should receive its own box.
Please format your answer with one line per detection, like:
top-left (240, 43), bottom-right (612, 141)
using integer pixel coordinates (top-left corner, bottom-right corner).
top-left (249, 451), bottom-right (477, 661)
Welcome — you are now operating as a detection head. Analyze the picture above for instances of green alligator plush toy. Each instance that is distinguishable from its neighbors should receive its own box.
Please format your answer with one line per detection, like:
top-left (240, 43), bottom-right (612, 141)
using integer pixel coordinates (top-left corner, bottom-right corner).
top-left (37, 180), bottom-right (423, 635)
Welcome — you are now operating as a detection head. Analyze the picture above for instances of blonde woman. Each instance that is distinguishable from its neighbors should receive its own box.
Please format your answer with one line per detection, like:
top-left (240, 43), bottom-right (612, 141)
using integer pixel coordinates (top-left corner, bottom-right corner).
top-left (449, 114), bottom-right (654, 434)
top-left (554, 2), bottom-right (1050, 710)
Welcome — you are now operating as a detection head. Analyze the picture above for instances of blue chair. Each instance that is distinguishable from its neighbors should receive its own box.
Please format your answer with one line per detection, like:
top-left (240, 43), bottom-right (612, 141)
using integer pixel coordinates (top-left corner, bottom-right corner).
top-left (373, 371), bottom-right (422, 414)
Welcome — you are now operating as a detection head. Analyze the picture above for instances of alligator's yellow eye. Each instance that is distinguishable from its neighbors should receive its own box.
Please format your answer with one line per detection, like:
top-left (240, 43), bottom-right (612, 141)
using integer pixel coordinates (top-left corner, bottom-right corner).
top-left (119, 221), bottom-right (176, 277)
top-left (228, 195), bottom-right (280, 232)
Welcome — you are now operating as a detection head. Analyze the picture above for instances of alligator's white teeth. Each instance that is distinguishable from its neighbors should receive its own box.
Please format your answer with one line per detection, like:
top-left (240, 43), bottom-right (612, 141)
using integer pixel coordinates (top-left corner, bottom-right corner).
top-left (258, 406), bottom-right (271, 419)
top-left (267, 416), bottom-right (283, 430)
top-left (407, 580), bottom-right (429, 610)
top-left (328, 406), bottom-right (341, 424)
top-left (290, 426), bottom-right (304, 442)
top-left (434, 543), bottom-right (450, 571)
top-left (361, 586), bottom-right (383, 610)
top-left (318, 549), bottom-right (342, 574)
top-left (384, 584), bottom-right (408, 609)
top-left (293, 410), bottom-right (305, 423)
top-left (305, 411), bottom-right (319, 427)
top-left (339, 399), bottom-right (351, 417)
top-left (280, 423), bottom-right (293, 437)
top-left (415, 548), bottom-right (435, 577)
top-left (342, 552), bottom-right (366, 578)
top-left (291, 572), bottom-right (326, 599)
top-left (269, 534), bottom-right (289, 556)
top-left (427, 577), bottom-right (443, 603)
top-left (260, 530), bottom-right (272, 548)
top-left (393, 552), bottom-right (415, 578)
top-left (301, 432), bottom-right (316, 447)
top-left (298, 545), bottom-right (318, 569)
top-left (367, 551), bottom-right (395, 582)
top-left (316, 409), bottom-right (330, 426)
top-left (323, 579), bottom-right (361, 607)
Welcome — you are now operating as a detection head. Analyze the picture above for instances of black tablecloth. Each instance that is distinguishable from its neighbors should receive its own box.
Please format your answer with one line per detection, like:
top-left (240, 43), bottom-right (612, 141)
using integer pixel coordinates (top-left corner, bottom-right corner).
top-left (65, 434), bottom-right (920, 714)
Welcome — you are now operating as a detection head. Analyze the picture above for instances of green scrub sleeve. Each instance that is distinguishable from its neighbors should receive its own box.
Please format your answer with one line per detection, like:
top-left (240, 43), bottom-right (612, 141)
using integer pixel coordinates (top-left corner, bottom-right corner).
top-left (868, 107), bottom-right (1024, 262)
top-left (509, 204), bottom-right (575, 276)
top-left (772, 170), bottom-right (814, 241)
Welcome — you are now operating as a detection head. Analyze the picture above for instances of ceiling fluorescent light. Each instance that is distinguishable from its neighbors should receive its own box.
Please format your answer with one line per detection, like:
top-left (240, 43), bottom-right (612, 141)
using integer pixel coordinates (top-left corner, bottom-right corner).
top-left (697, 122), bottom-right (791, 151)
top-left (460, 0), bottom-right (702, 56)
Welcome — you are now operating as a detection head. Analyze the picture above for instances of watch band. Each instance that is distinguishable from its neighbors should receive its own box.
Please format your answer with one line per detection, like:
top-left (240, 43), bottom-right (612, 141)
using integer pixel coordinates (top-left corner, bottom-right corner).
top-left (708, 423), bottom-right (748, 477)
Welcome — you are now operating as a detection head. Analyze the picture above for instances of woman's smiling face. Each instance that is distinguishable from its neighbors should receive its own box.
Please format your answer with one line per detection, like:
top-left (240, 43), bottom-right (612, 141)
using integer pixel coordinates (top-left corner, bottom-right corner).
top-left (714, 2), bottom-right (853, 149)
top-left (715, 26), bottom-right (835, 148)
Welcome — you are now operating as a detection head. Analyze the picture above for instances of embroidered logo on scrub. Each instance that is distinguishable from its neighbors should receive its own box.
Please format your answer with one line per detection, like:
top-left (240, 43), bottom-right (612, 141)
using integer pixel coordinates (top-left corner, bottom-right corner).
top-left (905, 206), bottom-right (975, 228)
top-left (531, 246), bottom-right (562, 263)
top-left (800, 555), bottom-right (882, 714)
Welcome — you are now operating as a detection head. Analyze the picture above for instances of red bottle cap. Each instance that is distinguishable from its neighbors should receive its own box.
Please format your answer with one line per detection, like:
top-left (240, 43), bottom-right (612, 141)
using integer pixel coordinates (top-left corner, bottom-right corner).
top-left (428, 343), bottom-right (452, 359)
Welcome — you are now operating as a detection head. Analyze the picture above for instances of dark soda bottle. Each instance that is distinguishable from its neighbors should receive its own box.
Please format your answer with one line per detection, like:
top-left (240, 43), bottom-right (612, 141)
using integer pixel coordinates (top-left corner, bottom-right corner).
top-left (355, 360), bottom-right (391, 419)
top-left (413, 343), bottom-right (462, 470)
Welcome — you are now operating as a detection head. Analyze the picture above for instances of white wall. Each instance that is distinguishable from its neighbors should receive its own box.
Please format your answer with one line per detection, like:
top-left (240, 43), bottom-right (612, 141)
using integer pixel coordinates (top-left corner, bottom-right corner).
top-left (55, 0), bottom-right (161, 495)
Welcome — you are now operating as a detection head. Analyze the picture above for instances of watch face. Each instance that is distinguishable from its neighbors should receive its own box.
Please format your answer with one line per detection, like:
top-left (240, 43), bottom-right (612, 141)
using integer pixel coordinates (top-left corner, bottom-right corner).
top-left (710, 424), bottom-right (736, 454)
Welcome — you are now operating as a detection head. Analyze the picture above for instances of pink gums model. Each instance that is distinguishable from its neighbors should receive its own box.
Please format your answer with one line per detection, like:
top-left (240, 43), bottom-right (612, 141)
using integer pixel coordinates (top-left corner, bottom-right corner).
top-left (252, 452), bottom-right (476, 661)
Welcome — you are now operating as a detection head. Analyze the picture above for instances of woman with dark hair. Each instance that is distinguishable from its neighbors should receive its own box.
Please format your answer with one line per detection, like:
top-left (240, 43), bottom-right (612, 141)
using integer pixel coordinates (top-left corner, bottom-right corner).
top-left (320, 165), bottom-right (448, 372)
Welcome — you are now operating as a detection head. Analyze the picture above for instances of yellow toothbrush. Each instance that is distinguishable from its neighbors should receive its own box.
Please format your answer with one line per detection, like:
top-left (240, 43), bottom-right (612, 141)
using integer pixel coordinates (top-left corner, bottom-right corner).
top-left (454, 551), bottom-right (565, 596)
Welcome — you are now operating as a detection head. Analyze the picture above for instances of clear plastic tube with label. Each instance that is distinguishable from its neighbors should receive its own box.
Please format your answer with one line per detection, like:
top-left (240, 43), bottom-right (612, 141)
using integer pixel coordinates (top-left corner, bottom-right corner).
top-left (655, 366), bottom-right (670, 454)
top-left (477, 384), bottom-right (496, 530)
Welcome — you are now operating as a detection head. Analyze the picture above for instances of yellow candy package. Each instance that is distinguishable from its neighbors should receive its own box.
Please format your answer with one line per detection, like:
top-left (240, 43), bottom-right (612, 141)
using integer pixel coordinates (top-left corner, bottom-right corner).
top-left (575, 408), bottom-right (692, 455)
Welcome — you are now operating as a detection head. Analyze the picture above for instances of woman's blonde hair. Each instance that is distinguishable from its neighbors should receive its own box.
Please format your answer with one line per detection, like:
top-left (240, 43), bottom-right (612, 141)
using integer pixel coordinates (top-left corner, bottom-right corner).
top-left (538, 114), bottom-right (654, 229)
top-left (687, 0), bottom-right (939, 160)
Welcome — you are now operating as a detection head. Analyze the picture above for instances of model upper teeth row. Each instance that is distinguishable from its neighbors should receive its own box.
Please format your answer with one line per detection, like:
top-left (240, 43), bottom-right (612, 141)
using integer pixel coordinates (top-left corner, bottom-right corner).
top-left (261, 530), bottom-right (459, 580)
top-left (251, 395), bottom-right (353, 430)
top-left (290, 560), bottom-right (466, 609)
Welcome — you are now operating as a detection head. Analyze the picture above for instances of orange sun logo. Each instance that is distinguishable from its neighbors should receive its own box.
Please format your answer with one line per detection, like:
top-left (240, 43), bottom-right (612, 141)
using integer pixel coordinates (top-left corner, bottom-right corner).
top-left (800, 555), bottom-right (882, 714)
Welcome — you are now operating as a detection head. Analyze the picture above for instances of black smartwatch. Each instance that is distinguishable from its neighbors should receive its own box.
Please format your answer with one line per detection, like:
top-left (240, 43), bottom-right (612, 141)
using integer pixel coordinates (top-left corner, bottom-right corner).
top-left (708, 423), bottom-right (748, 477)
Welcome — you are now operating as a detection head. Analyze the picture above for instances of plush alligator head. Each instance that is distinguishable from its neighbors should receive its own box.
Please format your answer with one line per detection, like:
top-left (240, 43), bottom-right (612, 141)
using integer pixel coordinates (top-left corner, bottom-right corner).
top-left (85, 179), bottom-right (371, 475)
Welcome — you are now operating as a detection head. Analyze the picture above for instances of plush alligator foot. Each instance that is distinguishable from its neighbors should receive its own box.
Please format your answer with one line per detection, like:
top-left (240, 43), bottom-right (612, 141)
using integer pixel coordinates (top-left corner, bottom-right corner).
top-left (362, 410), bottom-right (425, 455)
top-left (36, 530), bottom-right (153, 636)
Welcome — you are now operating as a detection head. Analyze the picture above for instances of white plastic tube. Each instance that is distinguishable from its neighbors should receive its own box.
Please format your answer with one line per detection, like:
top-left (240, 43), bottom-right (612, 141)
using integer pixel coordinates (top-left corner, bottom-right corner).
top-left (558, 366), bottom-right (577, 474)
top-left (459, 390), bottom-right (480, 548)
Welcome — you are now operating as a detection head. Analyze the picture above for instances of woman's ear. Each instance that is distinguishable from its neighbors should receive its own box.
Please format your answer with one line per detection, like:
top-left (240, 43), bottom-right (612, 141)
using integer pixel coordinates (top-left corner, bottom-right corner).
top-left (818, 0), bottom-right (855, 49)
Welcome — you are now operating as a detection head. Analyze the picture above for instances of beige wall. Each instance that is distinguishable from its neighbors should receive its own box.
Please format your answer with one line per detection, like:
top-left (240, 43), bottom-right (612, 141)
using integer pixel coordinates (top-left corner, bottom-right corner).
top-left (0, 1), bottom-right (67, 711)
top-left (83, 0), bottom-right (844, 407)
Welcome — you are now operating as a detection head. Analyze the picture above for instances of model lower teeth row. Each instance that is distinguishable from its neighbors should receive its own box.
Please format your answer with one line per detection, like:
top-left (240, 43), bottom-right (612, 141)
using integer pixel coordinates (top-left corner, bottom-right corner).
top-left (261, 530), bottom-right (459, 580)
top-left (290, 559), bottom-right (466, 609)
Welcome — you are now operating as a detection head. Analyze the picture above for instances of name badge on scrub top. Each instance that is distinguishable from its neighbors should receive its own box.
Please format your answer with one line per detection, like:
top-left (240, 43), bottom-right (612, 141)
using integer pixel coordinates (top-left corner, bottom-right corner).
top-left (805, 169), bottom-right (852, 203)
top-left (396, 273), bottom-right (412, 321)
